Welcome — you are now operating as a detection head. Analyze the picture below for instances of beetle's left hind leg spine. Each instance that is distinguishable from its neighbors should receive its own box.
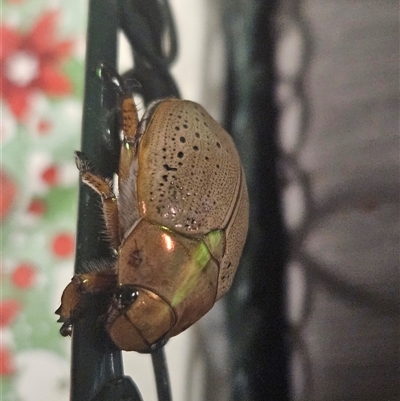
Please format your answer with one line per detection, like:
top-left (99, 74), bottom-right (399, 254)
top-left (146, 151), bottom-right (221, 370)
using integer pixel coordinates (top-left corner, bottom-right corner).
top-left (75, 151), bottom-right (120, 249)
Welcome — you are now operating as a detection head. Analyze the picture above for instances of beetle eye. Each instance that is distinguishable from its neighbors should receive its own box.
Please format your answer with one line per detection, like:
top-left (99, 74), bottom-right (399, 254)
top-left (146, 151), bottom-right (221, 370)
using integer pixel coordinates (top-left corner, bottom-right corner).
top-left (116, 285), bottom-right (139, 309)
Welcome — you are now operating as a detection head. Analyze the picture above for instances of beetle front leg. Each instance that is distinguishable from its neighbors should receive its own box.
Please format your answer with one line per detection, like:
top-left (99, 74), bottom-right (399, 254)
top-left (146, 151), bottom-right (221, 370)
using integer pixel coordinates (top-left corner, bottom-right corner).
top-left (119, 96), bottom-right (139, 183)
top-left (98, 63), bottom-right (139, 185)
top-left (117, 96), bottom-right (143, 235)
top-left (75, 151), bottom-right (120, 249)
top-left (55, 270), bottom-right (117, 336)
top-left (97, 64), bottom-right (141, 235)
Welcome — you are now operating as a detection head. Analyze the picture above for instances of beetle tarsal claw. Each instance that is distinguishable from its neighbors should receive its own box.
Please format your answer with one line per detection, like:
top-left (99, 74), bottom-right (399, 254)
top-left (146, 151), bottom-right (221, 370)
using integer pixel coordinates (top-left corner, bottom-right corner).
top-left (55, 305), bottom-right (67, 323)
top-left (74, 151), bottom-right (92, 173)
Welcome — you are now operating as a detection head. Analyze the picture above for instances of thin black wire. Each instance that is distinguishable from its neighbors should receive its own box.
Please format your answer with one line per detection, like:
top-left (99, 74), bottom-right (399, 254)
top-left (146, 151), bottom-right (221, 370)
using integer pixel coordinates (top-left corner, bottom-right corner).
top-left (119, 0), bottom-right (180, 102)
top-left (152, 349), bottom-right (173, 401)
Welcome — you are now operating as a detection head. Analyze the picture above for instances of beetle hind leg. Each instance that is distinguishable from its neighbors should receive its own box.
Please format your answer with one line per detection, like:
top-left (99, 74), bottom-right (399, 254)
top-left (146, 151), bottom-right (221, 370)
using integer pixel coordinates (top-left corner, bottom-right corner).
top-left (75, 151), bottom-right (120, 249)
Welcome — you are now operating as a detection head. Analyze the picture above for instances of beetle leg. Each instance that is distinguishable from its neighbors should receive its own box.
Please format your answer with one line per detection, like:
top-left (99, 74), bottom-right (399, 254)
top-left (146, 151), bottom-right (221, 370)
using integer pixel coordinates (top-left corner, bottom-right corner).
top-left (55, 270), bottom-right (117, 336)
top-left (99, 63), bottom-right (139, 185)
top-left (118, 95), bottom-right (141, 236)
top-left (75, 151), bottom-right (120, 249)
top-left (97, 64), bottom-right (141, 237)
top-left (119, 96), bottom-right (139, 181)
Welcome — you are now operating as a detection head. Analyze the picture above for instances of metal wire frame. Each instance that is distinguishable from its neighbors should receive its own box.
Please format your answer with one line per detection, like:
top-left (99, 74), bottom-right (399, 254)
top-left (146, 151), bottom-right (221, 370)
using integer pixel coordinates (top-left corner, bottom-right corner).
top-left (222, 0), bottom-right (290, 399)
top-left (71, 1), bottom-right (178, 400)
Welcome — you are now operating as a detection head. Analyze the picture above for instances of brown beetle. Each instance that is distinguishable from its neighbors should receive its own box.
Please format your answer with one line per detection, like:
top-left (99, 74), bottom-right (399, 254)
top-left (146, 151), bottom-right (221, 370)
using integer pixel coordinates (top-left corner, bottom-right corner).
top-left (56, 69), bottom-right (249, 353)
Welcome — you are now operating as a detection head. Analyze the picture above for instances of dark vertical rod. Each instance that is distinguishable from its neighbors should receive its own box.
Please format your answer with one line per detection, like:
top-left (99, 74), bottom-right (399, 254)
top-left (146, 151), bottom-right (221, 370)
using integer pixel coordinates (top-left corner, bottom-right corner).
top-left (71, 1), bottom-right (122, 400)
top-left (223, 1), bottom-right (289, 400)
top-left (151, 349), bottom-right (172, 401)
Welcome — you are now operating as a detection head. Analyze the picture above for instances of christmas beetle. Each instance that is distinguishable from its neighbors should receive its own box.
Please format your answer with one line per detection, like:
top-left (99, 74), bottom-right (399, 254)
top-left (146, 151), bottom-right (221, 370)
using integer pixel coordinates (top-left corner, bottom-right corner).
top-left (56, 67), bottom-right (249, 353)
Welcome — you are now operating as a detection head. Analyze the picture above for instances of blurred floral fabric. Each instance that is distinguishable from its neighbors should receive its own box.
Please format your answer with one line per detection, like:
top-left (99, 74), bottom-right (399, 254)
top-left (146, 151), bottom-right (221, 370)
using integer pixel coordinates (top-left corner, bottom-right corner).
top-left (1, 1), bottom-right (87, 400)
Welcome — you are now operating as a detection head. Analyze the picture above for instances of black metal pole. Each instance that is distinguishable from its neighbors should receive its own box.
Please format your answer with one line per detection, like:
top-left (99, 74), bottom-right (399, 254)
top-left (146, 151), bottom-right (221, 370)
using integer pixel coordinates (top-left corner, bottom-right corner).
top-left (71, 1), bottom-right (122, 400)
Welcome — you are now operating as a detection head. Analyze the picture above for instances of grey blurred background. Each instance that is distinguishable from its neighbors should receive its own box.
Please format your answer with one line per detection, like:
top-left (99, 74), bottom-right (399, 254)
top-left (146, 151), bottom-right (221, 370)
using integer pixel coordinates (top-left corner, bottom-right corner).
top-left (278, 1), bottom-right (399, 400)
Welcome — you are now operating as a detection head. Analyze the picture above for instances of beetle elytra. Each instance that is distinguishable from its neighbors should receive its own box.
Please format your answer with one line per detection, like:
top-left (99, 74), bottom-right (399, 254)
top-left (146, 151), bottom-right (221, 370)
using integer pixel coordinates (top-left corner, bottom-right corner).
top-left (56, 68), bottom-right (249, 353)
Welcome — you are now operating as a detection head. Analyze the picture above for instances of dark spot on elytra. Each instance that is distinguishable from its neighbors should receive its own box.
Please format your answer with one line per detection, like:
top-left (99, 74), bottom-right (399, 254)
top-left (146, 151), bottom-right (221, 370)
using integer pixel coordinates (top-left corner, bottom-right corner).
top-left (178, 152), bottom-right (184, 158)
top-left (193, 146), bottom-right (199, 151)
top-left (163, 164), bottom-right (177, 171)
top-left (180, 137), bottom-right (186, 143)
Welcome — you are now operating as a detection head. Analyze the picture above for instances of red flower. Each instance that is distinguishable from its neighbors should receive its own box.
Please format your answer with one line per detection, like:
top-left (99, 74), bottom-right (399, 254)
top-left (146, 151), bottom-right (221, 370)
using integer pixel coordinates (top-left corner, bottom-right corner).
top-left (0, 299), bottom-right (21, 327)
top-left (37, 119), bottom-right (52, 134)
top-left (11, 263), bottom-right (37, 289)
top-left (0, 299), bottom-right (22, 376)
top-left (0, 347), bottom-right (15, 376)
top-left (41, 164), bottom-right (59, 186)
top-left (0, 11), bottom-right (74, 121)
top-left (52, 233), bottom-right (75, 258)
top-left (0, 169), bottom-right (17, 220)
top-left (27, 198), bottom-right (47, 215)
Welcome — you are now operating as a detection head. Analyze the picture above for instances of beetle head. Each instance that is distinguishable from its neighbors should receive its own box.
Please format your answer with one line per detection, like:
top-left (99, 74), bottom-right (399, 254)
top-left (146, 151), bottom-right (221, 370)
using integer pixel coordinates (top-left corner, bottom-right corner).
top-left (106, 285), bottom-right (176, 353)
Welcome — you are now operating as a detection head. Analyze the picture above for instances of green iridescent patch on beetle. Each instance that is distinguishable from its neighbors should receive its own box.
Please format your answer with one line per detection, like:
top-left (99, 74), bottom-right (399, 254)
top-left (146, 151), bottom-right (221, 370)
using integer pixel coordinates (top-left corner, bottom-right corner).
top-left (170, 242), bottom-right (211, 307)
top-left (203, 229), bottom-right (225, 261)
